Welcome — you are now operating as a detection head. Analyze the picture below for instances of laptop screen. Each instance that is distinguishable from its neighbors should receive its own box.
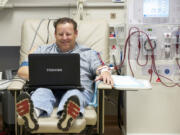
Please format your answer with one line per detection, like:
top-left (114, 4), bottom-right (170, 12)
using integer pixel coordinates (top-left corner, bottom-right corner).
top-left (28, 53), bottom-right (80, 87)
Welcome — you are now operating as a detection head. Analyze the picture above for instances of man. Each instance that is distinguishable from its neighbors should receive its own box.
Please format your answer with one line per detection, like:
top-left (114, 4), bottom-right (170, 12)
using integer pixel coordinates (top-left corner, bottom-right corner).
top-left (16, 17), bottom-right (113, 132)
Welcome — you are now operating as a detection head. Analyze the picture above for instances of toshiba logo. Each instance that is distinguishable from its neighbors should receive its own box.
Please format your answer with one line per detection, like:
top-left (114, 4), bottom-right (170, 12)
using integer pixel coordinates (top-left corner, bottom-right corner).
top-left (46, 68), bottom-right (63, 72)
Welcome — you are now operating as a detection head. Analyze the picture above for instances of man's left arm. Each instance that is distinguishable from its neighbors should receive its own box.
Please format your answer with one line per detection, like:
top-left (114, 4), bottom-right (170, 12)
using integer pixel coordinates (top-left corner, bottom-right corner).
top-left (95, 65), bottom-right (114, 86)
top-left (88, 50), bottom-right (114, 85)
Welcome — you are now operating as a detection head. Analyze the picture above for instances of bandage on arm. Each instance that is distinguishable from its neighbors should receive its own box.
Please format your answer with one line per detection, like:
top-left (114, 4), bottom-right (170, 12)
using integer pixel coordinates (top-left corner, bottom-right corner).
top-left (96, 65), bottom-right (111, 75)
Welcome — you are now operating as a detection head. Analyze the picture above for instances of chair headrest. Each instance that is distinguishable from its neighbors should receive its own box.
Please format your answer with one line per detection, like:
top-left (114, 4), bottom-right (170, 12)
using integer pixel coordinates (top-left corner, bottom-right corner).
top-left (20, 18), bottom-right (109, 64)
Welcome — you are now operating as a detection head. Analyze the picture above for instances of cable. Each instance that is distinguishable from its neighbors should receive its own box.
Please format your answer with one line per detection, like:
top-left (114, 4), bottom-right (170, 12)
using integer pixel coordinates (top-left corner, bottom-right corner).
top-left (97, 52), bottom-right (105, 66)
top-left (176, 32), bottom-right (179, 54)
top-left (29, 18), bottom-right (57, 52)
top-left (119, 49), bottom-right (123, 74)
top-left (76, 0), bottom-right (84, 20)
top-left (127, 31), bottom-right (134, 77)
top-left (136, 32), bottom-right (149, 66)
top-left (46, 19), bottom-right (51, 44)
top-left (176, 58), bottom-right (180, 70)
top-left (88, 80), bottom-right (101, 107)
top-left (136, 49), bottom-right (148, 66)
top-left (175, 34), bottom-right (180, 70)
top-left (29, 18), bottom-right (46, 51)
top-left (112, 54), bottom-right (121, 75)
top-left (149, 64), bottom-right (153, 82)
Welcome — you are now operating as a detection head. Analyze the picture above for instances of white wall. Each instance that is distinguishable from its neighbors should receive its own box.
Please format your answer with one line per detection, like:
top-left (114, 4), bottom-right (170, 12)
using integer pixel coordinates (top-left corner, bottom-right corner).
top-left (0, 0), bottom-right (126, 46)
top-left (127, 86), bottom-right (180, 134)
top-left (0, 8), bottom-right (69, 46)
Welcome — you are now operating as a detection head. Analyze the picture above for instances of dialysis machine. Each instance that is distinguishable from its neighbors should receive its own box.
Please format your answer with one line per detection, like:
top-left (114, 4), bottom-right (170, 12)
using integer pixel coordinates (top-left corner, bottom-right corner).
top-left (121, 0), bottom-right (180, 134)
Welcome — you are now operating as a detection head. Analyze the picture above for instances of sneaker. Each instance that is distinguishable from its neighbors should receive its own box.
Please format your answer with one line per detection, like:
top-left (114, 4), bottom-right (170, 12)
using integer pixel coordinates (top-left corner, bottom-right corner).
top-left (57, 96), bottom-right (80, 131)
top-left (16, 92), bottom-right (39, 131)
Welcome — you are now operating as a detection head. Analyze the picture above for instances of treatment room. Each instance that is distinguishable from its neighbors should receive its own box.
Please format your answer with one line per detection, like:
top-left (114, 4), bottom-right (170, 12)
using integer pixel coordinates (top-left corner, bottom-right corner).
top-left (0, 0), bottom-right (180, 135)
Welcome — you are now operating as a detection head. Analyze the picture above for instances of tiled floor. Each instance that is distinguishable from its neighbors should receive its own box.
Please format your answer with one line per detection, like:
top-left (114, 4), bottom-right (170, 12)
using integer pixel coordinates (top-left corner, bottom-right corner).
top-left (104, 115), bottom-right (122, 135)
top-left (104, 124), bottom-right (122, 135)
top-left (0, 115), bottom-right (122, 135)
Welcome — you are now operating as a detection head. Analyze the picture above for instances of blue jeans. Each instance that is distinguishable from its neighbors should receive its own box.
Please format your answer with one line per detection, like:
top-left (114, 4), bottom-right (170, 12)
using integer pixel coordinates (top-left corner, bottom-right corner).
top-left (31, 88), bottom-right (93, 117)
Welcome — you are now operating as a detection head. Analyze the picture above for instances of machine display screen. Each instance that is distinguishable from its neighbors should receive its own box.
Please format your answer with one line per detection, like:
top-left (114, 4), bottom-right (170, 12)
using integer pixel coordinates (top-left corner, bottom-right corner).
top-left (143, 0), bottom-right (169, 17)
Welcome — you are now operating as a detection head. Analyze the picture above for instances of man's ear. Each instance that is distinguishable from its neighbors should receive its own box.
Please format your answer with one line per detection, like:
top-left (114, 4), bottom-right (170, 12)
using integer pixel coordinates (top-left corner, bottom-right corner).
top-left (75, 30), bottom-right (78, 36)
top-left (74, 30), bottom-right (78, 38)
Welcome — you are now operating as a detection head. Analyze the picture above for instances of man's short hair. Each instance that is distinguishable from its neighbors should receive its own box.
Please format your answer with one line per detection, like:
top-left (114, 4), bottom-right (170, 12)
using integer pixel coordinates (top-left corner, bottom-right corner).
top-left (54, 17), bottom-right (77, 33)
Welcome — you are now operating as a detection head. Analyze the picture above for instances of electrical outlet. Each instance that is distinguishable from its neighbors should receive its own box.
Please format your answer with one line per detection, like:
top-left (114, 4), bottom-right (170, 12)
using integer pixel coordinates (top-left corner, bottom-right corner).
top-left (110, 13), bottom-right (116, 19)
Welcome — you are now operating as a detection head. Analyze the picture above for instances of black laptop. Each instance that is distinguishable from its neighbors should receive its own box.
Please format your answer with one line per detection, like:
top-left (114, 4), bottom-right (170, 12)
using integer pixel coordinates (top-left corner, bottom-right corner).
top-left (27, 53), bottom-right (83, 90)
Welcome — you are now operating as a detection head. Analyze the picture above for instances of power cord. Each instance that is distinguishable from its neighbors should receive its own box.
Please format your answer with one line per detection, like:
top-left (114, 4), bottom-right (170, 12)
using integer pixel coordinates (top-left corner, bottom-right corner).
top-left (29, 18), bottom-right (46, 51)
top-left (46, 19), bottom-right (51, 44)
top-left (112, 54), bottom-right (121, 75)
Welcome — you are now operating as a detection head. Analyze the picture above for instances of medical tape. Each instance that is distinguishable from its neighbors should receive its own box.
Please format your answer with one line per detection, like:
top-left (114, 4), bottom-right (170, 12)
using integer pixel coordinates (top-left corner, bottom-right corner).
top-left (97, 65), bottom-right (111, 75)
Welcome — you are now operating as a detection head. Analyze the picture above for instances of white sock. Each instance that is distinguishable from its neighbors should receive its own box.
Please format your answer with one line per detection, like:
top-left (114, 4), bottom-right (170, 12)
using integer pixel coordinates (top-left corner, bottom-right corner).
top-left (34, 108), bottom-right (42, 118)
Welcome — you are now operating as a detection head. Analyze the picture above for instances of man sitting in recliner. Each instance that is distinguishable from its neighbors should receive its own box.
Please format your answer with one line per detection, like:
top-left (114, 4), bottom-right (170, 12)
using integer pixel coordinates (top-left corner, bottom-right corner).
top-left (16, 17), bottom-right (113, 131)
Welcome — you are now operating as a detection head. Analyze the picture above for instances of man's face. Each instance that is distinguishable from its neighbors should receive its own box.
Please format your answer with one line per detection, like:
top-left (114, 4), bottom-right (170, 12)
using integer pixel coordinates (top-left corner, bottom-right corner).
top-left (55, 23), bottom-right (78, 52)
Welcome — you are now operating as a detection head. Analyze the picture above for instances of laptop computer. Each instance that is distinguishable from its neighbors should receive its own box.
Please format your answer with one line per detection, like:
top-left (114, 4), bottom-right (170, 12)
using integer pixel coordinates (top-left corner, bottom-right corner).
top-left (27, 53), bottom-right (83, 90)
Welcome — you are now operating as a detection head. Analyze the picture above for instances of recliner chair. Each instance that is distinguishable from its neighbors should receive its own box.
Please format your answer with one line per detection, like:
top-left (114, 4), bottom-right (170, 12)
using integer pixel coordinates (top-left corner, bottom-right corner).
top-left (7, 18), bottom-right (109, 135)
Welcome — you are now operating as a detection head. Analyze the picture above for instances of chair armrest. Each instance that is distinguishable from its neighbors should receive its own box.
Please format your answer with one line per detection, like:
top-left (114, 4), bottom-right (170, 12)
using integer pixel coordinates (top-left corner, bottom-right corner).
top-left (7, 76), bottom-right (26, 91)
top-left (97, 81), bottom-right (112, 90)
